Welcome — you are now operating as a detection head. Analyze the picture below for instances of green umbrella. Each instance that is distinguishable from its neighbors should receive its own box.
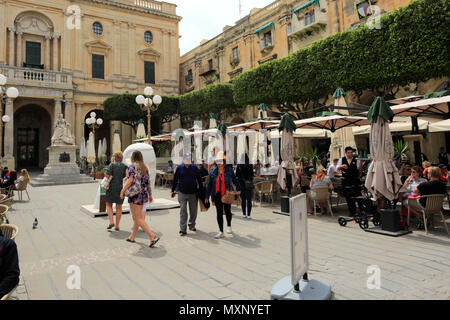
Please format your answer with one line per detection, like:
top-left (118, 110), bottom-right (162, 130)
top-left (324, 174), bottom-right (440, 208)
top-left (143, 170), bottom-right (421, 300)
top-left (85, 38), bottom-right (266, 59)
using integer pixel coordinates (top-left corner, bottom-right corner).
top-left (278, 113), bottom-right (296, 133)
top-left (424, 90), bottom-right (450, 99)
top-left (367, 96), bottom-right (394, 124)
top-left (217, 122), bottom-right (228, 138)
top-left (333, 88), bottom-right (346, 99)
top-left (257, 103), bottom-right (268, 111)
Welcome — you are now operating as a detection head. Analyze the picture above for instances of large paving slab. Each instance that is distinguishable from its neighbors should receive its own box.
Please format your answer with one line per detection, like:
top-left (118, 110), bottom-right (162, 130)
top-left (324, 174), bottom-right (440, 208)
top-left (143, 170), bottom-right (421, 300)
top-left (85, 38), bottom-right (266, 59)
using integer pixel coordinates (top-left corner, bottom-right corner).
top-left (4, 182), bottom-right (450, 300)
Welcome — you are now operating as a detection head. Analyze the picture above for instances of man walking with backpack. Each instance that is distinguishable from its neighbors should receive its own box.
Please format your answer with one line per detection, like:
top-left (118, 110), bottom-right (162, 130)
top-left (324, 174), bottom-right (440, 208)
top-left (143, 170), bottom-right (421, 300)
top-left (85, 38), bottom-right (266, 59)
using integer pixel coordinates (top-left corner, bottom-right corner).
top-left (171, 153), bottom-right (203, 236)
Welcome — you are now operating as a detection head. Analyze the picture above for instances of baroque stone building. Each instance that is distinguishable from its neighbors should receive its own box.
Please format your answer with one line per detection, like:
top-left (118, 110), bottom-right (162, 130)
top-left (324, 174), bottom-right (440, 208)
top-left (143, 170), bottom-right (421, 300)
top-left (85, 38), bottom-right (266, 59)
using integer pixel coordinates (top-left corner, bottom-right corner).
top-left (0, 0), bottom-right (181, 170)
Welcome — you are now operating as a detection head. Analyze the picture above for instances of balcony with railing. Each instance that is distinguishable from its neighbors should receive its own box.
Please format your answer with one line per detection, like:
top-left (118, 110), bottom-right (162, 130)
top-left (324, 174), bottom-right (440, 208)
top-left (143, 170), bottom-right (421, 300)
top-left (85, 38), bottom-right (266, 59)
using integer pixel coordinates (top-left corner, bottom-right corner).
top-left (119, 0), bottom-right (177, 15)
top-left (0, 65), bottom-right (73, 90)
top-left (288, 7), bottom-right (328, 39)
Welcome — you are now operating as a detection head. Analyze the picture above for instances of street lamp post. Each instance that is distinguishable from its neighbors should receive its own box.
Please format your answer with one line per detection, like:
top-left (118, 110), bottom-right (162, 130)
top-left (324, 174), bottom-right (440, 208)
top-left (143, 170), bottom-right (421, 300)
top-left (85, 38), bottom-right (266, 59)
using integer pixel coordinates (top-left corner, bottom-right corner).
top-left (135, 87), bottom-right (162, 145)
top-left (0, 74), bottom-right (18, 164)
top-left (85, 111), bottom-right (103, 179)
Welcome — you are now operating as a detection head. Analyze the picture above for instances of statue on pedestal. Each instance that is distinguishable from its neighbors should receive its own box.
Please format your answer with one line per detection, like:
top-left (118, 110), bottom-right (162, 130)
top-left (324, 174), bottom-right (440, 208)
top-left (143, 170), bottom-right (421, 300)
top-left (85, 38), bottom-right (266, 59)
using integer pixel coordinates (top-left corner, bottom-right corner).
top-left (51, 114), bottom-right (75, 146)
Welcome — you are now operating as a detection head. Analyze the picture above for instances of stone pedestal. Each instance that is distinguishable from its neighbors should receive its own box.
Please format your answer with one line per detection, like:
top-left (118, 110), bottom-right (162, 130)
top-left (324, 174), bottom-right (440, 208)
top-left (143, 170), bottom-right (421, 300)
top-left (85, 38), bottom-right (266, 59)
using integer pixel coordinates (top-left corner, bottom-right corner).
top-left (31, 145), bottom-right (96, 187)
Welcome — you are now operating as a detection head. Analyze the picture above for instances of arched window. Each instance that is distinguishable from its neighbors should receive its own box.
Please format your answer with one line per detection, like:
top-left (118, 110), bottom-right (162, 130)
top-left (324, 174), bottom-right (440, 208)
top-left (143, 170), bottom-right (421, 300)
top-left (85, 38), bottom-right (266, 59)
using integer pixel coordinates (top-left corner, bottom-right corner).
top-left (92, 22), bottom-right (103, 36)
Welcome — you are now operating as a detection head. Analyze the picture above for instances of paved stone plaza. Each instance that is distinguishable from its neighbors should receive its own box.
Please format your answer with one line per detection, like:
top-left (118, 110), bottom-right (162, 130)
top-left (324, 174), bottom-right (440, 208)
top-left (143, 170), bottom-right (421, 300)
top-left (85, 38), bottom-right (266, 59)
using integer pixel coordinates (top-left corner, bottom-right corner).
top-left (6, 182), bottom-right (450, 300)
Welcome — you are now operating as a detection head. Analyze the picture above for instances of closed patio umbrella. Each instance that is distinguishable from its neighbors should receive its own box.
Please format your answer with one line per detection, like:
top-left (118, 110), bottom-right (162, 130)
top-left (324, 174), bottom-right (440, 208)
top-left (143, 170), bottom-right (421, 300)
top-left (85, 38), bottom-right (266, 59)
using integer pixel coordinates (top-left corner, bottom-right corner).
top-left (80, 136), bottom-right (87, 159)
top-left (87, 132), bottom-right (96, 164)
top-left (277, 114), bottom-right (298, 191)
top-left (136, 119), bottom-right (146, 138)
top-left (97, 139), bottom-right (104, 158)
top-left (112, 129), bottom-right (121, 153)
top-left (102, 137), bottom-right (108, 157)
top-left (364, 97), bottom-right (402, 201)
top-left (330, 88), bottom-right (357, 159)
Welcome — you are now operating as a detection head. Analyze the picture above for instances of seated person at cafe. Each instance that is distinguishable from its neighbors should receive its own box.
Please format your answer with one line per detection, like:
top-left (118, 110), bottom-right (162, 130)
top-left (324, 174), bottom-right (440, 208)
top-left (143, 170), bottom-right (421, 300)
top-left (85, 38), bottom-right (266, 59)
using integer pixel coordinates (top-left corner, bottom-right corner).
top-left (307, 168), bottom-right (333, 215)
top-left (413, 166), bottom-right (446, 208)
top-left (327, 159), bottom-right (340, 178)
top-left (1, 167), bottom-right (10, 181)
top-left (438, 164), bottom-right (448, 183)
top-left (399, 163), bottom-right (412, 184)
top-left (165, 160), bottom-right (174, 173)
top-left (422, 161), bottom-right (431, 177)
top-left (254, 160), bottom-right (263, 177)
top-left (400, 166), bottom-right (427, 218)
top-left (0, 230), bottom-right (20, 298)
top-left (0, 171), bottom-right (17, 189)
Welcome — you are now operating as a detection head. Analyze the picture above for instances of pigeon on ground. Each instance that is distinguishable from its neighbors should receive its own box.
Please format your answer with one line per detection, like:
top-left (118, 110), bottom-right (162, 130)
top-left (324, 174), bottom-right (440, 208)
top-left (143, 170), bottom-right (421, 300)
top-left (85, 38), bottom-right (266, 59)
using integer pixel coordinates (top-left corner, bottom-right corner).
top-left (32, 218), bottom-right (38, 229)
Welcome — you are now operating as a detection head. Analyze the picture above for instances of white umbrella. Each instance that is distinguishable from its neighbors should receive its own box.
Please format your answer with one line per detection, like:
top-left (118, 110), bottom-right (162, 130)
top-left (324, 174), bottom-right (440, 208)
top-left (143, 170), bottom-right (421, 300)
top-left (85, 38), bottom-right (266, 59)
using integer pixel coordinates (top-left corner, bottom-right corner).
top-left (102, 137), bottom-right (108, 157)
top-left (97, 139), bottom-right (103, 159)
top-left (136, 120), bottom-right (147, 138)
top-left (87, 132), bottom-right (96, 164)
top-left (112, 129), bottom-right (121, 153)
top-left (277, 114), bottom-right (298, 191)
top-left (330, 88), bottom-right (357, 159)
top-left (365, 97), bottom-right (402, 201)
top-left (80, 136), bottom-right (87, 159)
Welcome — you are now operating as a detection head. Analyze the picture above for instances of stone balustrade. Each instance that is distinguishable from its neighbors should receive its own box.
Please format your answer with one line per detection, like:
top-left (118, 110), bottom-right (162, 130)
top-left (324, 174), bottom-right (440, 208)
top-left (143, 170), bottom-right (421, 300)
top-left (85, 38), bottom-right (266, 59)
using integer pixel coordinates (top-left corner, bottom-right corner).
top-left (0, 66), bottom-right (72, 89)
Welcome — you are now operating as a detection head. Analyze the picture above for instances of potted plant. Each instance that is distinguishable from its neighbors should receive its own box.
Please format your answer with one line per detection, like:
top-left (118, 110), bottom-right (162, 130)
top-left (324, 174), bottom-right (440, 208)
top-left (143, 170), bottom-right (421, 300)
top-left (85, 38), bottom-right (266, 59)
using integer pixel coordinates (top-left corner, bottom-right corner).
top-left (95, 156), bottom-right (107, 179)
top-left (308, 148), bottom-right (322, 171)
top-left (394, 140), bottom-right (409, 162)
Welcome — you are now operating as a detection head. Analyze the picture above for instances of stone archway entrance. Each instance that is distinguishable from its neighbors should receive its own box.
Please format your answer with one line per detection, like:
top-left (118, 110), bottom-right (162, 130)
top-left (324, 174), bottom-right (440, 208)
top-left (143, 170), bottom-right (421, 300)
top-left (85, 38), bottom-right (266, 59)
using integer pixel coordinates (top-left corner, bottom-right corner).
top-left (14, 104), bottom-right (52, 170)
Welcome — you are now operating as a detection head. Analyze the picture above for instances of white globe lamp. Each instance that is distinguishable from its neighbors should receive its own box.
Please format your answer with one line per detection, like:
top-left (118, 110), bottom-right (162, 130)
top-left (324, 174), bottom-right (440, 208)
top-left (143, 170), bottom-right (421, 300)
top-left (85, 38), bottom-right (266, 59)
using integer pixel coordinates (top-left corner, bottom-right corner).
top-left (144, 86), bottom-right (153, 96)
top-left (6, 87), bottom-right (19, 99)
top-left (136, 95), bottom-right (146, 105)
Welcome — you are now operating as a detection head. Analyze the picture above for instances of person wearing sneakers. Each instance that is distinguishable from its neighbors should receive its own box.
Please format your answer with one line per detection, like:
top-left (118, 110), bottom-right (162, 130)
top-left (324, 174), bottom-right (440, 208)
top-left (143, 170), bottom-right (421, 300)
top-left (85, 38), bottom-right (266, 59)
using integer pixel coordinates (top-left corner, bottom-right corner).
top-left (205, 151), bottom-right (241, 239)
top-left (171, 152), bottom-right (203, 236)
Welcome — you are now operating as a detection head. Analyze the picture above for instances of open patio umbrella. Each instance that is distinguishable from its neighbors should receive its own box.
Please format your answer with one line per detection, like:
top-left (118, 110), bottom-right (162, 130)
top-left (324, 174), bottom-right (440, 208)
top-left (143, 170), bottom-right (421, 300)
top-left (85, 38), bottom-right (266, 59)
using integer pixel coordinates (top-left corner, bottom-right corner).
top-left (364, 97), bottom-right (402, 202)
top-left (86, 132), bottom-right (96, 164)
top-left (80, 136), bottom-right (87, 159)
top-left (228, 119), bottom-right (280, 131)
top-left (277, 114), bottom-right (298, 192)
top-left (136, 119), bottom-right (146, 138)
top-left (289, 114), bottom-right (370, 132)
top-left (112, 129), bottom-right (121, 153)
top-left (330, 88), bottom-right (357, 159)
top-left (385, 95), bottom-right (450, 117)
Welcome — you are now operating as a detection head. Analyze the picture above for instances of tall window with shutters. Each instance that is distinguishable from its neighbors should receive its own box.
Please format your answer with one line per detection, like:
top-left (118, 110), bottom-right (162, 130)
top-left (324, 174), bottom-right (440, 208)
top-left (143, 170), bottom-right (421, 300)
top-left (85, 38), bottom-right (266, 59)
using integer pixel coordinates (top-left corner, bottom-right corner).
top-left (25, 41), bottom-right (42, 68)
top-left (145, 61), bottom-right (155, 84)
top-left (92, 54), bottom-right (104, 79)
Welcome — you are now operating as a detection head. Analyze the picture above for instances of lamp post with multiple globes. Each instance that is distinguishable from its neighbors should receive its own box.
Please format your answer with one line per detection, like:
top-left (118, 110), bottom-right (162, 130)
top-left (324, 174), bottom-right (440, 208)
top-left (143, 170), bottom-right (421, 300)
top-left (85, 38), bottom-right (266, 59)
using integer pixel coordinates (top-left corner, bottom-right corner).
top-left (85, 111), bottom-right (103, 178)
top-left (0, 74), bottom-right (19, 163)
top-left (135, 86), bottom-right (162, 145)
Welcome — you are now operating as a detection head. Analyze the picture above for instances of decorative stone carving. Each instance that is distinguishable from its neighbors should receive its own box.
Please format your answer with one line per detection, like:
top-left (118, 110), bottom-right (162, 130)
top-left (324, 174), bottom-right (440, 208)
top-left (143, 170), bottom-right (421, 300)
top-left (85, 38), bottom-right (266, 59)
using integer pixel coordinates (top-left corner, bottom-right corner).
top-left (51, 114), bottom-right (75, 146)
top-left (15, 14), bottom-right (53, 36)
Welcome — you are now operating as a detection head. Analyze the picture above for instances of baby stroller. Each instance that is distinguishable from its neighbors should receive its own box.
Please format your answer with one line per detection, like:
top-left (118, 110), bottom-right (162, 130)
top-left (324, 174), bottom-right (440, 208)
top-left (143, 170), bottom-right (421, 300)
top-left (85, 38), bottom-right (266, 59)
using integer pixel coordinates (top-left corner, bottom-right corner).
top-left (338, 185), bottom-right (381, 230)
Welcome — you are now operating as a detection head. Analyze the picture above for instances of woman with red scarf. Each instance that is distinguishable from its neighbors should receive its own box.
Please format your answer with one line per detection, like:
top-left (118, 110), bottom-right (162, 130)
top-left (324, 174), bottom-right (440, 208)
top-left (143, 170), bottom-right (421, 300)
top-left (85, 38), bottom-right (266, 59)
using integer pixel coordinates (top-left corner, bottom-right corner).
top-left (205, 152), bottom-right (241, 239)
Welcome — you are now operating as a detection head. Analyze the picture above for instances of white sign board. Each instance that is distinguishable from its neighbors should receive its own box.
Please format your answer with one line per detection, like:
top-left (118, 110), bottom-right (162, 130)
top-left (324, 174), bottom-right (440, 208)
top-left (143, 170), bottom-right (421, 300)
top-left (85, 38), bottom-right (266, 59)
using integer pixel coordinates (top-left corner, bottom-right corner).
top-left (290, 193), bottom-right (308, 286)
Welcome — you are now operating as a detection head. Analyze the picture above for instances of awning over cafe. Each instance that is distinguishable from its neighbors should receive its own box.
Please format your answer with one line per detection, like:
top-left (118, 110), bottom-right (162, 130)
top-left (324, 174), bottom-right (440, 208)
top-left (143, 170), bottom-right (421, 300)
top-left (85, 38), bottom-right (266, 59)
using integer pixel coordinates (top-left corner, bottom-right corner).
top-left (428, 119), bottom-right (450, 132)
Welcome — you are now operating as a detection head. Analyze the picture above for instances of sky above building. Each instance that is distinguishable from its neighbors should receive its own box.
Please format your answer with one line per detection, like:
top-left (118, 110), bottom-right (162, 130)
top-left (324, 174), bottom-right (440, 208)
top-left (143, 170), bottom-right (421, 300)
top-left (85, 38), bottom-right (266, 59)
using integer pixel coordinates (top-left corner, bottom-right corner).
top-left (170, 0), bottom-right (275, 55)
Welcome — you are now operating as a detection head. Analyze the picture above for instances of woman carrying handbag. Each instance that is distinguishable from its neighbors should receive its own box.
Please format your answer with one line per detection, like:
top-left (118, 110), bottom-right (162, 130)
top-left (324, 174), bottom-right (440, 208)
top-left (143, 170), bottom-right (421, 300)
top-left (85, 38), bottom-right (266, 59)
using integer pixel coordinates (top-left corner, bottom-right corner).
top-left (120, 151), bottom-right (160, 247)
top-left (104, 151), bottom-right (128, 231)
top-left (205, 152), bottom-right (241, 239)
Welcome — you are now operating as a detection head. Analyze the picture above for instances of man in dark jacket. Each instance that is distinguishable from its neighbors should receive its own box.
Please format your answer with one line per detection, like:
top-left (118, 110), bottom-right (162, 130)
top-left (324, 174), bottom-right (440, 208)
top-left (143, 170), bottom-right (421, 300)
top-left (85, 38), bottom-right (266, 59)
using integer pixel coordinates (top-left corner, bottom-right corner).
top-left (0, 232), bottom-right (20, 298)
top-left (171, 153), bottom-right (203, 236)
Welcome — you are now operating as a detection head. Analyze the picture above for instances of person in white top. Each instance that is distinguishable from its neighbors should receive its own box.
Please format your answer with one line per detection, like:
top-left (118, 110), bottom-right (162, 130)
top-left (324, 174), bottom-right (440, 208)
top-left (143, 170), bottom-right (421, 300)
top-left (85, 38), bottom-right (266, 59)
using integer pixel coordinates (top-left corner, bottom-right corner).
top-left (327, 159), bottom-right (340, 178)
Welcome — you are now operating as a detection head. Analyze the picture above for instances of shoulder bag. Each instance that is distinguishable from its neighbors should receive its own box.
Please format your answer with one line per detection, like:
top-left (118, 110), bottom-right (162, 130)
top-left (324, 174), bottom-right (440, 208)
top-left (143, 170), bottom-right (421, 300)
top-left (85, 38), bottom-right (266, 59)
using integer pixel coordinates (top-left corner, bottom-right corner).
top-left (101, 164), bottom-right (113, 190)
top-left (124, 169), bottom-right (143, 198)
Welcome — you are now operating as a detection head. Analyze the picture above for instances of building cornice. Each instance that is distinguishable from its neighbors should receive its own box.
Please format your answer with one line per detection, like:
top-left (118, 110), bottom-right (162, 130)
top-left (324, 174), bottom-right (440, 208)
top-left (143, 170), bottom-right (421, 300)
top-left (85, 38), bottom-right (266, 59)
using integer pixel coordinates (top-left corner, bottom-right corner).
top-left (82, 0), bottom-right (182, 21)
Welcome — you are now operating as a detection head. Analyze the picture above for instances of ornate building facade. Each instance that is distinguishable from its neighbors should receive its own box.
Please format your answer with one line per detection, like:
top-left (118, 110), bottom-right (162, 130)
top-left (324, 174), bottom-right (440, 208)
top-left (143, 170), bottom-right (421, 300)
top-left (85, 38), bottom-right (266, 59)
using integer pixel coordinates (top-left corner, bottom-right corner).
top-left (0, 0), bottom-right (181, 170)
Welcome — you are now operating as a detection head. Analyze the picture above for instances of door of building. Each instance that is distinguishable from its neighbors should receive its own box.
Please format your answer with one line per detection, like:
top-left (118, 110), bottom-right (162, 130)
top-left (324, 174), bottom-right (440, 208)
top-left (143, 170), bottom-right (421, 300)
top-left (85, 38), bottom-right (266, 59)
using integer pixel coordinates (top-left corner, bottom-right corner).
top-left (17, 128), bottom-right (39, 168)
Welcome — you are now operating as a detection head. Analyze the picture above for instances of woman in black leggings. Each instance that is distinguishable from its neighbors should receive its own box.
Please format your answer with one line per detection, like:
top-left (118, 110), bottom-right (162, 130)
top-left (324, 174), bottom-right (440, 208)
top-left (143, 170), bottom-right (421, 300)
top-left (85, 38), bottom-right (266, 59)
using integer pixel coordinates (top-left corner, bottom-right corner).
top-left (206, 153), bottom-right (241, 239)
